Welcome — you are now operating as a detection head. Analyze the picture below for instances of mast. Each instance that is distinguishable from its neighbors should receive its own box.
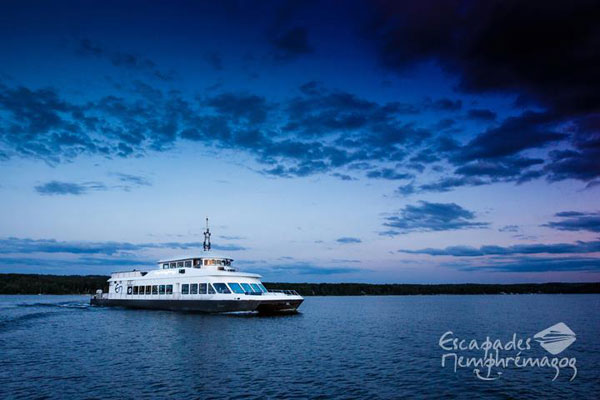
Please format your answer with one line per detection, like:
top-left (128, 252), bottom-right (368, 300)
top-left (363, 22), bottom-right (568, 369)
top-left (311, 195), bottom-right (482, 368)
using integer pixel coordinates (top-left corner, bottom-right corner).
top-left (203, 217), bottom-right (211, 251)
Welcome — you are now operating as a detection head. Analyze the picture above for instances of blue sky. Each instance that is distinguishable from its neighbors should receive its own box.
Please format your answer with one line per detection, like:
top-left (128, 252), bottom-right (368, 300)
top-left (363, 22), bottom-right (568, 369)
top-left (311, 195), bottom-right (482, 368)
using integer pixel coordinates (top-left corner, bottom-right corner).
top-left (0, 0), bottom-right (599, 283)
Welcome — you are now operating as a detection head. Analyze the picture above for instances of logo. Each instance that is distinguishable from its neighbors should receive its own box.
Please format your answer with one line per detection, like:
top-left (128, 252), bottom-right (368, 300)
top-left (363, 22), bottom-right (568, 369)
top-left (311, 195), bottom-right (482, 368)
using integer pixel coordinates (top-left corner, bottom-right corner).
top-left (439, 322), bottom-right (577, 381)
top-left (534, 322), bottom-right (576, 355)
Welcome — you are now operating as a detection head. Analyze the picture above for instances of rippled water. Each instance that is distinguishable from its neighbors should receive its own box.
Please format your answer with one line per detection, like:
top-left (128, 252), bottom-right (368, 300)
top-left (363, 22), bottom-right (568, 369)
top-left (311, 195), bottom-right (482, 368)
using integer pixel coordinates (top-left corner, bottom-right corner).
top-left (1, 295), bottom-right (599, 399)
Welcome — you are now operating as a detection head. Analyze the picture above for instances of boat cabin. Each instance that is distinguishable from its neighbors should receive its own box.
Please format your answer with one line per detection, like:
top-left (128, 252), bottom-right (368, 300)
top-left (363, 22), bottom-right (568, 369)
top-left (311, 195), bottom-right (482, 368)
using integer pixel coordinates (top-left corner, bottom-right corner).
top-left (157, 255), bottom-right (234, 270)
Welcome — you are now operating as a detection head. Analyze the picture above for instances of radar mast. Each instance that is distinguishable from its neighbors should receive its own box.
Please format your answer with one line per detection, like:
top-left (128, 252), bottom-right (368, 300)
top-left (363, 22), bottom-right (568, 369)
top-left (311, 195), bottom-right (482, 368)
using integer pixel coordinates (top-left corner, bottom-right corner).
top-left (203, 217), bottom-right (211, 251)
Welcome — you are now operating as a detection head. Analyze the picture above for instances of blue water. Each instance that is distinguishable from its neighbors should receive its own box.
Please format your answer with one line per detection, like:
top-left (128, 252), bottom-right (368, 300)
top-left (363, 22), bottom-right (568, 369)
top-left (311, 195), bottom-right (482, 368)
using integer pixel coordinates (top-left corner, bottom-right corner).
top-left (1, 295), bottom-right (599, 399)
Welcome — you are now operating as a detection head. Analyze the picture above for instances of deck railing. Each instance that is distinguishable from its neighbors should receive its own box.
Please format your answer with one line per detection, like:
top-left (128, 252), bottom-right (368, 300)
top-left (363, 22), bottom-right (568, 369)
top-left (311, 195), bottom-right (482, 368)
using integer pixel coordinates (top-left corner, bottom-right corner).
top-left (269, 289), bottom-right (300, 296)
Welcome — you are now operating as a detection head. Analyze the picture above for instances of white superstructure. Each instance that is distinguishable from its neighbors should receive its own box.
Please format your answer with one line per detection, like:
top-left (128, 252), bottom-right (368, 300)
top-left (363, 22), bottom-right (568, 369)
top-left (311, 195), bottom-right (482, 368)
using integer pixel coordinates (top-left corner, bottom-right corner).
top-left (91, 220), bottom-right (303, 313)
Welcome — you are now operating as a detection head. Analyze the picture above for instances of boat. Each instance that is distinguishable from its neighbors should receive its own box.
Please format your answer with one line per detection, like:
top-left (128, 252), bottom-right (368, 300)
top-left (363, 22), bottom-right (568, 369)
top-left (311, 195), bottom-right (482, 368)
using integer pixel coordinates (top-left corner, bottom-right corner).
top-left (90, 219), bottom-right (303, 313)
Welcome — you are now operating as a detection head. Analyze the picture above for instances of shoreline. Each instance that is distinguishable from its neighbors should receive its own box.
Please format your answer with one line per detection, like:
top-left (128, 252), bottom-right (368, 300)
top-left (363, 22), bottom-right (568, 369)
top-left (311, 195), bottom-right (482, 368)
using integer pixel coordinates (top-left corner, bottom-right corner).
top-left (1, 273), bottom-right (599, 296)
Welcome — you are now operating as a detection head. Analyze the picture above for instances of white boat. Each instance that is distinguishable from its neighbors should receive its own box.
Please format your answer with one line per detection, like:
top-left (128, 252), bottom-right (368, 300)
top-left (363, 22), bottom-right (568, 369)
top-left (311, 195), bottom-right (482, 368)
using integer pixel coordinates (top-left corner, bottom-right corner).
top-left (90, 220), bottom-right (303, 313)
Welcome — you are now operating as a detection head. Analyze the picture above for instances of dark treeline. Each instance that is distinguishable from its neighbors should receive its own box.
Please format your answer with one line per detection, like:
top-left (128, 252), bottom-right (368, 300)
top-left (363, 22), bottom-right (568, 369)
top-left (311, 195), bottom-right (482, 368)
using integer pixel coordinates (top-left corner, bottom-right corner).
top-left (1, 274), bottom-right (599, 295)
top-left (263, 282), bottom-right (600, 296)
top-left (0, 274), bottom-right (109, 295)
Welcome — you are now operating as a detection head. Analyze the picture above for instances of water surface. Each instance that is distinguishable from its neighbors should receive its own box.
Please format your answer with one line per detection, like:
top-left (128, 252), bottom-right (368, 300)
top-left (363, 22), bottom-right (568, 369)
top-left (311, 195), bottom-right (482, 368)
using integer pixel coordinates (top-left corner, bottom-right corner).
top-left (1, 295), bottom-right (599, 399)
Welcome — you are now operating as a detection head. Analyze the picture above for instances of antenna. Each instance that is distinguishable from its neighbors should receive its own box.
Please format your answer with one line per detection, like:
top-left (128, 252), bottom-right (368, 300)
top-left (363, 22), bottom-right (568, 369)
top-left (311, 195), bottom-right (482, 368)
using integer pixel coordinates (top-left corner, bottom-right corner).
top-left (203, 217), bottom-right (211, 251)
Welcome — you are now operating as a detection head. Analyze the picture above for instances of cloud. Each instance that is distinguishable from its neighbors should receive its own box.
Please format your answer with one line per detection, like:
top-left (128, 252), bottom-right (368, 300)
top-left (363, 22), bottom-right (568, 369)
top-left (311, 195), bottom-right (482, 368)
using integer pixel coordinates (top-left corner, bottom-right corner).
top-left (0, 237), bottom-right (247, 256)
top-left (457, 257), bottom-right (600, 273)
top-left (252, 262), bottom-right (362, 275)
top-left (35, 181), bottom-right (106, 196)
top-left (400, 240), bottom-right (600, 257)
top-left (382, 201), bottom-right (489, 235)
top-left (366, 168), bottom-right (413, 180)
top-left (499, 225), bottom-right (519, 233)
top-left (367, 1), bottom-right (598, 184)
top-left (270, 27), bottom-right (313, 60)
top-left (77, 39), bottom-right (174, 81)
top-left (336, 237), bottom-right (362, 244)
top-left (543, 211), bottom-right (600, 233)
top-left (204, 51), bottom-right (223, 70)
top-left (113, 173), bottom-right (152, 187)
top-left (467, 109), bottom-right (497, 121)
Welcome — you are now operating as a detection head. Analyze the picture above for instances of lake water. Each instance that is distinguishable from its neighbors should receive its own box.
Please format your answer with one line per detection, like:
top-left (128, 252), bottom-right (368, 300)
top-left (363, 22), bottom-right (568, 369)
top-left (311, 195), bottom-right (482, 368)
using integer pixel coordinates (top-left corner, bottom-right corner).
top-left (1, 295), bottom-right (599, 399)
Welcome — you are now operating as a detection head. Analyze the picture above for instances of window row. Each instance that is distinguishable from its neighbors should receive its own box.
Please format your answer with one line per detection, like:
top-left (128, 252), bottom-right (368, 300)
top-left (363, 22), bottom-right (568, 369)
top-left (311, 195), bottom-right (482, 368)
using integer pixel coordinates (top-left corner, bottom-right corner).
top-left (128, 284), bottom-right (174, 295)
top-left (181, 282), bottom-right (267, 295)
top-left (161, 258), bottom-right (232, 269)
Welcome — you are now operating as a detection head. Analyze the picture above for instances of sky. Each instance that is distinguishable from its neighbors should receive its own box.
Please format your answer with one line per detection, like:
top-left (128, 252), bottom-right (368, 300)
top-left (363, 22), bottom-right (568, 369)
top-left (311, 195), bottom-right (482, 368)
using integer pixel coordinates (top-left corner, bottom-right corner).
top-left (0, 0), bottom-right (599, 283)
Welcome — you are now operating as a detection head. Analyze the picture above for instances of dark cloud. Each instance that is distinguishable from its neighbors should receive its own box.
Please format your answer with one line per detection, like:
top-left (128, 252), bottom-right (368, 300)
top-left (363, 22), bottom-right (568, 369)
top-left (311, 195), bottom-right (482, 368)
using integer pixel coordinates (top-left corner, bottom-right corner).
top-left (467, 109), bottom-right (497, 121)
top-left (113, 173), bottom-right (152, 187)
top-left (252, 262), bottom-right (362, 276)
top-left (331, 172), bottom-right (357, 181)
top-left (367, 0), bottom-right (599, 184)
top-left (204, 51), bottom-right (223, 71)
top-left (382, 201), bottom-right (489, 235)
top-left (270, 27), bottom-right (313, 60)
top-left (498, 225), bottom-right (519, 233)
top-left (401, 240), bottom-right (600, 257)
top-left (458, 257), bottom-right (600, 273)
top-left (423, 97), bottom-right (462, 112)
top-left (35, 181), bottom-right (106, 196)
top-left (543, 211), bottom-right (600, 233)
top-left (77, 39), bottom-right (174, 81)
top-left (336, 237), bottom-right (362, 244)
top-left (0, 237), bottom-right (247, 256)
top-left (366, 168), bottom-right (413, 180)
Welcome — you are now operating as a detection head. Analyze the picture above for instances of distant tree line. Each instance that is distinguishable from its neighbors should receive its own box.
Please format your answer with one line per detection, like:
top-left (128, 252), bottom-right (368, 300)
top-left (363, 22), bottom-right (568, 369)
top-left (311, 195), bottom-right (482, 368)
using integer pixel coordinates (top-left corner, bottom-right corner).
top-left (263, 282), bottom-right (600, 296)
top-left (0, 274), bottom-right (599, 295)
top-left (0, 274), bottom-right (109, 294)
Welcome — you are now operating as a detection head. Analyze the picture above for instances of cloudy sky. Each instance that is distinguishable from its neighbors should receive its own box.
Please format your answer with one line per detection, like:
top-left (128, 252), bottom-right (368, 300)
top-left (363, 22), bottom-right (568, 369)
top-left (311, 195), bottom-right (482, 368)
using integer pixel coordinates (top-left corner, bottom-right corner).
top-left (0, 0), bottom-right (599, 283)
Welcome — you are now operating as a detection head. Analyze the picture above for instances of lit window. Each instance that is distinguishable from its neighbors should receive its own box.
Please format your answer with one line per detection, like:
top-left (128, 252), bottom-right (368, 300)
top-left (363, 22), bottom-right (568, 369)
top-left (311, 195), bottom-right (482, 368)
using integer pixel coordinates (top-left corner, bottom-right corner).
top-left (241, 283), bottom-right (252, 293)
top-left (185, 260), bottom-right (191, 268)
top-left (190, 284), bottom-right (198, 294)
top-left (208, 283), bottom-right (216, 294)
top-left (182, 284), bottom-right (189, 295)
top-left (152, 285), bottom-right (158, 295)
top-left (159, 285), bottom-right (165, 295)
top-left (198, 283), bottom-right (207, 294)
top-left (166, 285), bottom-right (173, 295)
top-left (133, 286), bottom-right (139, 295)
top-left (228, 283), bottom-right (244, 294)
top-left (204, 260), bottom-right (208, 266)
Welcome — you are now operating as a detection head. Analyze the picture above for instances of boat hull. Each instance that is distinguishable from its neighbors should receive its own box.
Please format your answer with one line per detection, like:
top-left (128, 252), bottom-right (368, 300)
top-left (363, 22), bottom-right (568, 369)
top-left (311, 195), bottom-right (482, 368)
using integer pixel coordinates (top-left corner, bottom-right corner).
top-left (90, 297), bottom-right (303, 313)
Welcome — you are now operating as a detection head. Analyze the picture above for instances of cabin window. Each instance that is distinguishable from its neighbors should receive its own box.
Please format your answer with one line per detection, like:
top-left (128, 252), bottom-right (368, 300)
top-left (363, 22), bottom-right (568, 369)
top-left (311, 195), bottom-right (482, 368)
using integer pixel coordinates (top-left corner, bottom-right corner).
top-left (241, 283), bottom-right (252, 293)
top-left (213, 283), bottom-right (231, 294)
top-left (228, 283), bottom-right (244, 294)
top-left (146, 285), bottom-right (152, 294)
top-left (224, 260), bottom-right (231, 266)
top-left (208, 283), bottom-right (216, 294)
top-left (163, 263), bottom-right (169, 269)
top-left (250, 284), bottom-right (262, 293)
top-left (258, 283), bottom-right (268, 293)
top-left (177, 262), bottom-right (183, 268)
top-left (133, 286), bottom-right (139, 295)
top-left (127, 286), bottom-right (133, 295)
top-left (139, 286), bottom-right (145, 295)
top-left (170, 262), bottom-right (176, 269)
top-left (185, 260), bottom-right (191, 268)
top-left (166, 285), bottom-right (173, 295)
top-left (152, 285), bottom-right (158, 295)
top-left (159, 285), bottom-right (165, 294)
top-left (203, 260), bottom-right (208, 266)
top-left (198, 283), bottom-right (207, 294)
top-left (182, 284), bottom-right (189, 294)
top-left (190, 284), bottom-right (198, 294)
top-left (194, 259), bottom-right (201, 267)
